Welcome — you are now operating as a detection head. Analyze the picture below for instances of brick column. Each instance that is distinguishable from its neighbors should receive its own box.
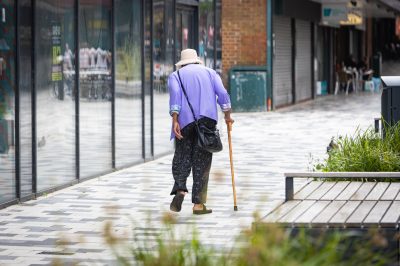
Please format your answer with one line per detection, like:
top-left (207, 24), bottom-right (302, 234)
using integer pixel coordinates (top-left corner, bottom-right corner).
top-left (221, 0), bottom-right (267, 84)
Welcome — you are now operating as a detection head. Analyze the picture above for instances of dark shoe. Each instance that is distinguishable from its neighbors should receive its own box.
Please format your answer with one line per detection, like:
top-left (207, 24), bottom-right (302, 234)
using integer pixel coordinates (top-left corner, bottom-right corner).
top-left (170, 193), bottom-right (185, 212)
top-left (193, 204), bottom-right (212, 215)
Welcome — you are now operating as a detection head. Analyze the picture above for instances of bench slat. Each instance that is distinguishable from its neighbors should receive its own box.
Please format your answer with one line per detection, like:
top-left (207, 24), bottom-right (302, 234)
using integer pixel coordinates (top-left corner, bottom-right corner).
top-left (294, 182), bottom-right (323, 200)
top-left (350, 182), bottom-right (377, 200)
top-left (262, 200), bottom-right (302, 223)
top-left (380, 201), bottom-right (400, 225)
top-left (307, 182), bottom-right (337, 200)
top-left (336, 182), bottom-right (362, 200)
top-left (381, 183), bottom-right (400, 200)
top-left (312, 201), bottom-right (346, 224)
top-left (321, 181), bottom-right (350, 200)
top-left (329, 201), bottom-right (361, 225)
top-left (295, 201), bottom-right (330, 224)
top-left (365, 182), bottom-right (390, 200)
top-left (346, 201), bottom-right (377, 224)
top-left (364, 201), bottom-right (392, 224)
top-left (278, 200), bottom-right (316, 223)
top-left (294, 179), bottom-right (310, 195)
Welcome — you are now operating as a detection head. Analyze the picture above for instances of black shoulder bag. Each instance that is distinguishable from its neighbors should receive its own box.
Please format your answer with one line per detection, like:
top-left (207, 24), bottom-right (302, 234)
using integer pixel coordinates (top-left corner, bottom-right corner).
top-left (177, 70), bottom-right (223, 153)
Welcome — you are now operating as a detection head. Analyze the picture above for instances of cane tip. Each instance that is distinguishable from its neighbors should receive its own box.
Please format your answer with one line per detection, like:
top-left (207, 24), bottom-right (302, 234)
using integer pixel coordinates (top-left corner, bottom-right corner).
top-left (234, 206), bottom-right (238, 211)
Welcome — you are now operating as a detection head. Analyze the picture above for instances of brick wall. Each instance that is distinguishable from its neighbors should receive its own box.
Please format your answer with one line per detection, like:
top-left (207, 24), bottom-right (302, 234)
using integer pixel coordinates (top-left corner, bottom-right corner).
top-left (221, 0), bottom-right (267, 83)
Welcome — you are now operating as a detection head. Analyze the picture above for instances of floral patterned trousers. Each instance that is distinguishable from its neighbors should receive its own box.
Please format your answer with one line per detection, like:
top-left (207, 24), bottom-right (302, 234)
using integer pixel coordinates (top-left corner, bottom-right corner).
top-left (170, 118), bottom-right (215, 204)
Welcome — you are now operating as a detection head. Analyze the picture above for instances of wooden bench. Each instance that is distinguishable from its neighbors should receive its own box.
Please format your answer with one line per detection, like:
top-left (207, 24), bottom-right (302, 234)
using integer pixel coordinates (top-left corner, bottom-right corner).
top-left (260, 172), bottom-right (400, 264)
top-left (261, 172), bottom-right (400, 229)
top-left (285, 172), bottom-right (400, 201)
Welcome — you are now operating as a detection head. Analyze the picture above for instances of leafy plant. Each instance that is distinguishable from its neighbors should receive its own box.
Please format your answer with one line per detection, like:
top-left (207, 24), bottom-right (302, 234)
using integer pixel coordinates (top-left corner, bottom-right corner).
top-left (315, 123), bottom-right (400, 175)
top-left (116, 39), bottom-right (141, 82)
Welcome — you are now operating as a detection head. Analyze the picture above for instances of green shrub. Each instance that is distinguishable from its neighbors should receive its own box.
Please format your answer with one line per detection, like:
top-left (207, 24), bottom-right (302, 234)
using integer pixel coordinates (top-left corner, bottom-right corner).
top-left (315, 123), bottom-right (400, 173)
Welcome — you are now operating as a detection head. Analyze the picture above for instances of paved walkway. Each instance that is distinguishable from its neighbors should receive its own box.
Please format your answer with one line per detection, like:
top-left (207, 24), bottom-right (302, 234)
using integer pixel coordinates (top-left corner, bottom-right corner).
top-left (0, 92), bottom-right (380, 265)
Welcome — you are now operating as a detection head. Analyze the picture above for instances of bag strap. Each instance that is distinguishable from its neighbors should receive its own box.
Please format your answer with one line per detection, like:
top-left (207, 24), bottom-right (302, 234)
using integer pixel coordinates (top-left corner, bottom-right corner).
top-left (177, 70), bottom-right (197, 122)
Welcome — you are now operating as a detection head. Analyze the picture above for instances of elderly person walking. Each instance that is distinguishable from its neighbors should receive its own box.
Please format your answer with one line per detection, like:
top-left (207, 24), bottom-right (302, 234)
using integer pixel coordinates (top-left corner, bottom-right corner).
top-left (169, 49), bottom-right (233, 215)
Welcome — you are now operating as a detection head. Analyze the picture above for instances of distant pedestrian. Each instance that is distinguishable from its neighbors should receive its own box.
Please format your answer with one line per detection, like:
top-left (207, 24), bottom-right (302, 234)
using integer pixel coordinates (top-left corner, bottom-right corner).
top-left (168, 49), bottom-right (233, 215)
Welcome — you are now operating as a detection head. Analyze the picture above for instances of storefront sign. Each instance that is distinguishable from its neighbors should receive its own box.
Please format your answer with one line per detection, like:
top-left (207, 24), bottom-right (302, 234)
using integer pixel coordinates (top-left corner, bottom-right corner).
top-left (322, 4), bottom-right (347, 25)
top-left (322, 4), bottom-right (364, 27)
top-left (340, 10), bottom-right (363, 26)
top-left (51, 24), bottom-right (62, 82)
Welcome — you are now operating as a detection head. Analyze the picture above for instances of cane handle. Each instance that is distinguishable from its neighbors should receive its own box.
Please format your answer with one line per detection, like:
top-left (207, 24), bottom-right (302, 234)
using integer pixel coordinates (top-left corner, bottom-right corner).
top-left (227, 122), bottom-right (232, 132)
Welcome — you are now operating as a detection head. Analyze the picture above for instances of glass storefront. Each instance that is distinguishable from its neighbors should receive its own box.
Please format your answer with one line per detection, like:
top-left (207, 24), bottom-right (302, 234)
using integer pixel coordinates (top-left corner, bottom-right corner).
top-left (35, 0), bottom-right (76, 191)
top-left (0, 0), bottom-right (16, 202)
top-left (19, 0), bottom-right (33, 197)
top-left (115, 0), bottom-right (143, 167)
top-left (79, 0), bottom-right (113, 178)
top-left (144, 0), bottom-right (152, 159)
top-left (0, 0), bottom-right (222, 207)
top-left (199, 0), bottom-right (214, 69)
top-left (216, 0), bottom-right (222, 74)
top-left (153, 0), bottom-right (174, 156)
top-left (176, 6), bottom-right (196, 62)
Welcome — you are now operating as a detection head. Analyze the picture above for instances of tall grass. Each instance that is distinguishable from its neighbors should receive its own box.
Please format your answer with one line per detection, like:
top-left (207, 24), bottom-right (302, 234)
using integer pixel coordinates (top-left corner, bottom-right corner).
top-left (100, 213), bottom-right (394, 266)
top-left (315, 122), bottom-right (400, 173)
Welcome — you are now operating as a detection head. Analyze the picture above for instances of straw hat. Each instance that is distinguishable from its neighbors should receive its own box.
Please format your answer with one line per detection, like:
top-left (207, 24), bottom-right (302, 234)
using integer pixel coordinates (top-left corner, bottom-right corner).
top-left (175, 49), bottom-right (203, 67)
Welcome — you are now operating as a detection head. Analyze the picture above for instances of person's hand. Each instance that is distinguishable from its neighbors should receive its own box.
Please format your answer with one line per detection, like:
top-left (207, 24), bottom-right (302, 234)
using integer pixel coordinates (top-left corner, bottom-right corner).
top-left (223, 110), bottom-right (234, 125)
top-left (173, 120), bottom-right (183, 140)
top-left (224, 115), bottom-right (234, 125)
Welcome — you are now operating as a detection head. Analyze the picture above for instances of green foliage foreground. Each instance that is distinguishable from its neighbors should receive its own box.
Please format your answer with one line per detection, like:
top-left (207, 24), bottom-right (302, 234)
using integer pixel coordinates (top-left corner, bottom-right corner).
top-left (315, 122), bottom-right (400, 173)
top-left (101, 214), bottom-right (395, 266)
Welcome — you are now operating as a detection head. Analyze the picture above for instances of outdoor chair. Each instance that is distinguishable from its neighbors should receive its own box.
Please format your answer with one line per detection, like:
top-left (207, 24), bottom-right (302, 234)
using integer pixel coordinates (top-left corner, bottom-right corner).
top-left (345, 67), bottom-right (354, 95)
top-left (335, 68), bottom-right (348, 95)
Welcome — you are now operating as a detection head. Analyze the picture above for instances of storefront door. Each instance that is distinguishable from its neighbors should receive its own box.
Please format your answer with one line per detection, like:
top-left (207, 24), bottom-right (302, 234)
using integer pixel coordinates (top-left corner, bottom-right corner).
top-left (176, 6), bottom-right (196, 61)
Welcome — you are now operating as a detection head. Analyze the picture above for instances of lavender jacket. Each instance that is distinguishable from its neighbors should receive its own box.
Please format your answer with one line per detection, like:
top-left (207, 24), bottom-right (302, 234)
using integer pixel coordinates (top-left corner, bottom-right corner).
top-left (168, 64), bottom-right (231, 140)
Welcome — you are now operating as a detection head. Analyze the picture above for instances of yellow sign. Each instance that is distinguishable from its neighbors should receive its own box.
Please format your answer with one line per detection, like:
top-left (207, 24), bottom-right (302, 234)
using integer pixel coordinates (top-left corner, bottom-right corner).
top-left (340, 12), bottom-right (363, 25)
top-left (52, 46), bottom-right (61, 64)
top-left (88, 20), bottom-right (108, 29)
top-left (52, 72), bottom-right (62, 81)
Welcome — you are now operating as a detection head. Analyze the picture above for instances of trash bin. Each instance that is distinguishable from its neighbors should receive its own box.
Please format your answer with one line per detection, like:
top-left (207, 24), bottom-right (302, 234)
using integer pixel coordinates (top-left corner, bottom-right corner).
top-left (381, 76), bottom-right (400, 132)
top-left (229, 66), bottom-right (267, 112)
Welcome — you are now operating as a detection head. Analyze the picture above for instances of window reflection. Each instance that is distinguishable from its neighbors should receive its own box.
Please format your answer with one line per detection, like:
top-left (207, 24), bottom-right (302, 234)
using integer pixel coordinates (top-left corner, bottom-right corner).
top-left (0, 0), bottom-right (16, 202)
top-left (216, 0), bottom-right (222, 74)
top-left (144, 0), bottom-right (152, 159)
top-left (19, 0), bottom-right (33, 196)
top-left (79, 0), bottom-right (112, 178)
top-left (153, 0), bottom-right (174, 156)
top-left (175, 7), bottom-right (196, 62)
top-left (199, 0), bottom-right (215, 69)
top-left (115, 0), bottom-right (142, 166)
top-left (36, 0), bottom-right (76, 191)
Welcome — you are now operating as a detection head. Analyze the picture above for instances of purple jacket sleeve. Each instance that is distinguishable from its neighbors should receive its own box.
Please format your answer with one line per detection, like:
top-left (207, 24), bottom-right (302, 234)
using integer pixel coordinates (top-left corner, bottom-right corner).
top-left (213, 72), bottom-right (231, 111)
top-left (168, 73), bottom-right (182, 116)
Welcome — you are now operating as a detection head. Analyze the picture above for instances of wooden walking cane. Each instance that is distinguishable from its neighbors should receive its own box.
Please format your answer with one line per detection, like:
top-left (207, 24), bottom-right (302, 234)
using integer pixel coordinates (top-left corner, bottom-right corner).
top-left (227, 122), bottom-right (238, 211)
